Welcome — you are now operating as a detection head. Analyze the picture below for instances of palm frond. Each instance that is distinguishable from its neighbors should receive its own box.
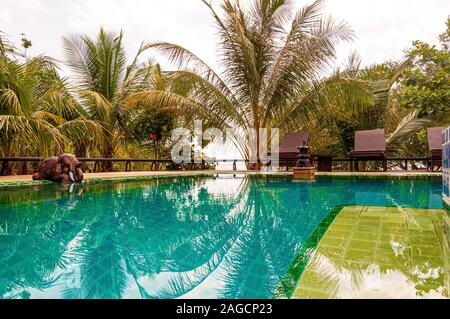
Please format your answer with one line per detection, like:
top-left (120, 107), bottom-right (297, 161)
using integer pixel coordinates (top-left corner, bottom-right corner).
top-left (80, 90), bottom-right (113, 123)
top-left (145, 42), bottom-right (236, 100)
top-left (386, 110), bottom-right (430, 148)
top-left (0, 89), bottom-right (22, 115)
top-left (0, 32), bottom-right (15, 56)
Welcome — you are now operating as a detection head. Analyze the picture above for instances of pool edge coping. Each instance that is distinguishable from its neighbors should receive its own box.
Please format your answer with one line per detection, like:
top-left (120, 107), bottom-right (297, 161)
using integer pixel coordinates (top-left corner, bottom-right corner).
top-left (0, 171), bottom-right (442, 189)
top-left (0, 171), bottom-right (296, 189)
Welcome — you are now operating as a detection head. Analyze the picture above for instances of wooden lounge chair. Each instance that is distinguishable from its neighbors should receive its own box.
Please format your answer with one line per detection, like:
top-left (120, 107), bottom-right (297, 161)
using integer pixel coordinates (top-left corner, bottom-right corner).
top-left (427, 127), bottom-right (445, 171)
top-left (349, 129), bottom-right (387, 171)
top-left (273, 132), bottom-right (309, 169)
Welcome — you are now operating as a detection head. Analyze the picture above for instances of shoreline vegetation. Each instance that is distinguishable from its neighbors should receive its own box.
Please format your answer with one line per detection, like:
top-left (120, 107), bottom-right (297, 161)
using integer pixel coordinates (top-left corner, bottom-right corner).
top-left (0, 0), bottom-right (449, 175)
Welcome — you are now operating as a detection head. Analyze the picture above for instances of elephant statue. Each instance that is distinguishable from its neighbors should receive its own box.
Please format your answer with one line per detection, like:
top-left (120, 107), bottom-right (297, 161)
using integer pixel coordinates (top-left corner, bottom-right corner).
top-left (32, 154), bottom-right (84, 183)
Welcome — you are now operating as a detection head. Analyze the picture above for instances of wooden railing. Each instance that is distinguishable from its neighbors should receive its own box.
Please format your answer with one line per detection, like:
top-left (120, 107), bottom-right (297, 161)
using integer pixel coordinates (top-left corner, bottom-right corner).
top-left (0, 157), bottom-right (246, 174)
top-left (0, 156), bottom-right (442, 175)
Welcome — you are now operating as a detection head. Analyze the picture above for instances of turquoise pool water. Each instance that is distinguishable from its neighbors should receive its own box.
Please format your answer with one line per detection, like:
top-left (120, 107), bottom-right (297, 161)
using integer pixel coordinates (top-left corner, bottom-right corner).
top-left (0, 175), bottom-right (443, 299)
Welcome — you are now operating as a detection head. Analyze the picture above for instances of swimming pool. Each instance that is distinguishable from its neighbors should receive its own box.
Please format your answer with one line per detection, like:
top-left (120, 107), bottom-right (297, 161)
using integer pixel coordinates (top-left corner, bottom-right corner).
top-left (0, 175), bottom-right (444, 299)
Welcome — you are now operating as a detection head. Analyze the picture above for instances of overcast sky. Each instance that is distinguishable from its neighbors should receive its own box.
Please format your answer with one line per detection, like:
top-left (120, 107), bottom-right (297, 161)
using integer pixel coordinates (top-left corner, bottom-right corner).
top-left (1, 0), bottom-right (449, 75)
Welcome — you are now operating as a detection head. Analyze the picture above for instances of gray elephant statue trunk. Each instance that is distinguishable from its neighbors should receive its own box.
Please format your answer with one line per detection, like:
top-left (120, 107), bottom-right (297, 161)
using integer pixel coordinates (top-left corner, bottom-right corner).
top-left (32, 154), bottom-right (84, 183)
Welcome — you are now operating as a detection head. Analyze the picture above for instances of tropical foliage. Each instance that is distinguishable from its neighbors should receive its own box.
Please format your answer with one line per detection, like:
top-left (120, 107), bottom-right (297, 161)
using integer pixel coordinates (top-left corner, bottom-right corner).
top-left (0, 0), bottom-right (448, 174)
top-left (128, 0), bottom-right (448, 165)
top-left (0, 33), bottom-right (101, 174)
top-left (302, 56), bottom-right (431, 156)
top-left (128, 0), bottom-right (363, 166)
top-left (399, 18), bottom-right (450, 121)
top-left (63, 29), bottom-right (182, 170)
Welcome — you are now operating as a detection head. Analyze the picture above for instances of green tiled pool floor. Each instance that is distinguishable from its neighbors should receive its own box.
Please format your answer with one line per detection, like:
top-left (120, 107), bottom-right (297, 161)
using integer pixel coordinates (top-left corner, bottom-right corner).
top-left (293, 206), bottom-right (449, 299)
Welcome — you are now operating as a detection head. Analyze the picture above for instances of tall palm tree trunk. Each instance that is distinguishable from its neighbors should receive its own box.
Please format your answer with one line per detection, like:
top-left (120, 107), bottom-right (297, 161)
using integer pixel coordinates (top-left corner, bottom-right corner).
top-left (101, 144), bottom-right (114, 172)
top-left (75, 144), bottom-right (90, 172)
top-left (1, 144), bottom-right (13, 175)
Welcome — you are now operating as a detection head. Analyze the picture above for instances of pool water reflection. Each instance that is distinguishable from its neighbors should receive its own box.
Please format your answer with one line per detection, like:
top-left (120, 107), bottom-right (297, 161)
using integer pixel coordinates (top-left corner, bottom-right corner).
top-left (0, 175), bottom-right (444, 299)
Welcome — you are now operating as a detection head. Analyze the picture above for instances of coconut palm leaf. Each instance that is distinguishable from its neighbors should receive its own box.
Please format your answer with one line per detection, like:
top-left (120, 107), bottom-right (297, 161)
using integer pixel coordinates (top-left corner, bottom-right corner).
top-left (386, 110), bottom-right (430, 149)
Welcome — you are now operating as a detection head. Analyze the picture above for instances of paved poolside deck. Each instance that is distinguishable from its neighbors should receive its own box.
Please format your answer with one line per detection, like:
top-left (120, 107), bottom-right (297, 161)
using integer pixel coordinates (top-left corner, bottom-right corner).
top-left (0, 170), bottom-right (442, 184)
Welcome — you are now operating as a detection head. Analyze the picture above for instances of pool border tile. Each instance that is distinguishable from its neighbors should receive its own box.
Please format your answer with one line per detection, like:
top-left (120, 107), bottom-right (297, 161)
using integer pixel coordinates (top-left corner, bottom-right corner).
top-left (0, 180), bottom-right (52, 189)
top-left (0, 171), bottom-right (442, 189)
top-left (0, 171), bottom-right (300, 189)
top-left (272, 205), bottom-right (345, 299)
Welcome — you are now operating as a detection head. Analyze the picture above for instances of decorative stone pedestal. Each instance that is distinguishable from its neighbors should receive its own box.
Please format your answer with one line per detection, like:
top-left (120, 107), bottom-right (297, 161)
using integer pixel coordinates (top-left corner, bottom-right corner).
top-left (293, 167), bottom-right (316, 180)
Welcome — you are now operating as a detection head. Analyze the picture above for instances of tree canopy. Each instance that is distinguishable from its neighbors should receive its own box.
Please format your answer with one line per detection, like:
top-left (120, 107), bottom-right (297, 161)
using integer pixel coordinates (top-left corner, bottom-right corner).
top-left (399, 18), bottom-right (449, 122)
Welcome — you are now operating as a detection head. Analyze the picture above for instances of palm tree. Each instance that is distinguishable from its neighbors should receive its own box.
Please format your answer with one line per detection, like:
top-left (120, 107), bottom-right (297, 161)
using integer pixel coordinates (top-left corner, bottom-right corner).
top-left (306, 55), bottom-right (431, 164)
top-left (127, 0), bottom-right (365, 168)
top-left (126, 63), bottom-right (184, 163)
top-left (63, 28), bottom-right (159, 171)
top-left (0, 35), bottom-right (100, 174)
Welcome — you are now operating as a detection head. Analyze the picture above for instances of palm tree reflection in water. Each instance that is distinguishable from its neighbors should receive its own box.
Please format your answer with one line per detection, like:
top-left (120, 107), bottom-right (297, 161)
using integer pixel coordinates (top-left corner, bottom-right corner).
top-left (0, 176), bottom-right (442, 298)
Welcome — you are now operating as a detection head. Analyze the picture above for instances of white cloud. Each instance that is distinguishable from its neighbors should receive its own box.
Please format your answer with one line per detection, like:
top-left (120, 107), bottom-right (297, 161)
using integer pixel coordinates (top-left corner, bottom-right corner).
top-left (321, 0), bottom-right (449, 66)
top-left (0, 7), bottom-right (13, 30)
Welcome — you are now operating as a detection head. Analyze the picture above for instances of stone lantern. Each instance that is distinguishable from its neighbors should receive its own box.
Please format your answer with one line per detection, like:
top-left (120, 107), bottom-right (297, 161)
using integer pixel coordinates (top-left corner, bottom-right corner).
top-left (293, 141), bottom-right (316, 180)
